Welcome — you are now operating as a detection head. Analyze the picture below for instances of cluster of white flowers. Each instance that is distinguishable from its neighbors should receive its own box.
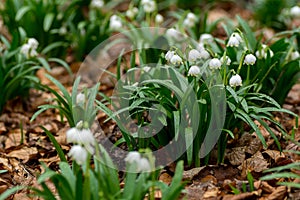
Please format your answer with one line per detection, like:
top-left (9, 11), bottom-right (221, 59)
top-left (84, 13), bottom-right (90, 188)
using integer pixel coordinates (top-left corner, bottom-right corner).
top-left (125, 151), bottom-right (151, 172)
top-left (290, 5), bottom-right (300, 18)
top-left (90, 0), bottom-right (104, 9)
top-left (155, 14), bottom-right (164, 24)
top-left (109, 15), bottom-right (122, 31)
top-left (227, 32), bottom-right (243, 47)
top-left (126, 7), bottom-right (138, 19)
top-left (255, 44), bottom-right (274, 59)
top-left (229, 74), bottom-right (242, 87)
top-left (188, 49), bottom-right (210, 62)
top-left (244, 54), bottom-right (256, 65)
top-left (66, 121), bottom-right (95, 165)
top-left (165, 50), bottom-right (182, 65)
top-left (20, 38), bottom-right (39, 58)
top-left (183, 12), bottom-right (197, 27)
top-left (141, 0), bottom-right (156, 13)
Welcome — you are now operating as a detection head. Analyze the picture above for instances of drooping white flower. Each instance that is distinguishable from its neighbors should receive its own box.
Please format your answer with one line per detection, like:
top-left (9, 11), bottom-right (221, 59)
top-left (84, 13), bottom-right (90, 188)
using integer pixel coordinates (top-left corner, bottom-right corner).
top-left (137, 157), bottom-right (151, 172)
top-left (90, 0), bottom-right (104, 9)
top-left (80, 129), bottom-right (95, 147)
top-left (166, 28), bottom-right (184, 41)
top-left (220, 56), bottom-right (231, 65)
top-left (188, 65), bottom-right (200, 76)
top-left (291, 51), bottom-right (300, 60)
top-left (125, 151), bottom-right (141, 163)
top-left (126, 7), bottom-right (138, 19)
top-left (227, 33), bottom-right (241, 47)
top-left (109, 15), bottom-right (122, 31)
top-left (200, 33), bottom-right (213, 44)
top-left (165, 50), bottom-right (175, 61)
top-left (66, 126), bottom-right (94, 150)
top-left (141, 0), bottom-right (156, 13)
top-left (188, 49), bottom-right (201, 62)
top-left (155, 14), bottom-right (163, 24)
top-left (170, 54), bottom-right (182, 65)
top-left (291, 5), bottom-right (300, 18)
top-left (255, 44), bottom-right (274, 59)
top-left (20, 44), bottom-right (30, 57)
top-left (28, 38), bottom-right (39, 49)
top-left (244, 54), bottom-right (256, 65)
top-left (68, 145), bottom-right (88, 165)
top-left (209, 58), bottom-right (222, 70)
top-left (183, 12), bottom-right (197, 27)
top-left (199, 49), bottom-right (210, 60)
top-left (66, 127), bottom-right (82, 144)
top-left (229, 74), bottom-right (242, 87)
top-left (76, 93), bottom-right (85, 104)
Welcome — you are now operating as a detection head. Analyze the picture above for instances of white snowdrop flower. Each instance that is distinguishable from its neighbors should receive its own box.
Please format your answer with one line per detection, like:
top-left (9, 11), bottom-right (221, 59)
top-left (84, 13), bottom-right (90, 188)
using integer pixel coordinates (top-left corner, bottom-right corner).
top-left (76, 93), bottom-right (85, 104)
top-left (29, 49), bottom-right (38, 57)
top-left (209, 58), bottom-right (222, 70)
top-left (59, 26), bottom-right (67, 35)
top-left (137, 157), bottom-right (151, 172)
top-left (220, 56), bottom-right (231, 65)
top-left (187, 12), bottom-right (197, 22)
top-left (79, 129), bottom-right (95, 147)
top-left (165, 50), bottom-right (175, 61)
top-left (197, 42), bottom-right (205, 52)
top-left (244, 54), bottom-right (256, 65)
top-left (199, 49), bottom-right (210, 60)
top-left (188, 65), bottom-right (200, 76)
top-left (68, 145), bottom-right (88, 165)
top-left (143, 66), bottom-right (151, 72)
top-left (291, 51), bottom-right (300, 60)
top-left (109, 15), bottom-right (122, 30)
top-left (227, 33), bottom-right (240, 47)
top-left (255, 44), bottom-right (274, 59)
top-left (200, 33), bottom-right (213, 44)
top-left (188, 49), bottom-right (201, 62)
top-left (170, 54), bottom-right (182, 65)
top-left (291, 6), bottom-right (300, 18)
top-left (20, 44), bottom-right (35, 58)
top-left (91, 0), bottom-right (104, 9)
top-left (126, 7), bottom-right (138, 19)
top-left (28, 38), bottom-right (39, 49)
top-left (183, 13), bottom-right (197, 27)
top-left (183, 18), bottom-right (194, 27)
top-left (141, 0), bottom-right (156, 13)
top-left (66, 127), bottom-right (81, 144)
top-left (166, 28), bottom-right (184, 41)
top-left (229, 74), bottom-right (242, 87)
top-left (125, 151), bottom-right (141, 163)
top-left (155, 14), bottom-right (163, 24)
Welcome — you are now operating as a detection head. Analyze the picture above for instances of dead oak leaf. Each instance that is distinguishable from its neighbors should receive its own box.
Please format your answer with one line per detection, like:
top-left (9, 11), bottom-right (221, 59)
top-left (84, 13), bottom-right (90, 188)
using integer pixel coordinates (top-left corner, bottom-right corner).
top-left (227, 147), bottom-right (246, 166)
top-left (7, 146), bottom-right (38, 163)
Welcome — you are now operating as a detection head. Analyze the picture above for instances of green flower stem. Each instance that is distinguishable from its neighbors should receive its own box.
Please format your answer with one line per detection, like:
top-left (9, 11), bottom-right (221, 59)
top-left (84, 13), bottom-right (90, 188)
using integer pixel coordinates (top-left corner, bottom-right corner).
top-left (237, 51), bottom-right (246, 74)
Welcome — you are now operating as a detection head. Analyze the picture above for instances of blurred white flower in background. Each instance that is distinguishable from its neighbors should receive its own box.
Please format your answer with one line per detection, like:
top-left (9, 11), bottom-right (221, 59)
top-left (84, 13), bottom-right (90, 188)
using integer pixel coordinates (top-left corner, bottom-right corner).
top-left (244, 54), bottom-right (256, 65)
top-left (290, 5), bottom-right (300, 18)
top-left (76, 93), bottom-right (85, 104)
top-left (126, 7), bottom-right (138, 19)
top-left (155, 14), bottom-right (163, 24)
top-left (138, 158), bottom-right (151, 172)
top-left (220, 56), bottom-right (231, 65)
top-left (183, 12), bottom-right (197, 27)
top-left (20, 38), bottom-right (39, 58)
top-left (188, 49), bottom-right (201, 62)
top-left (255, 44), bottom-right (274, 59)
top-left (125, 151), bottom-right (151, 172)
top-left (166, 28), bottom-right (185, 41)
top-left (109, 15), bottom-right (122, 31)
top-left (141, 0), bottom-right (156, 13)
top-left (68, 145), bottom-right (88, 165)
top-left (229, 74), bottom-right (242, 87)
top-left (125, 151), bottom-right (141, 163)
top-left (188, 65), bottom-right (201, 76)
top-left (199, 33), bottom-right (213, 44)
top-left (209, 58), bottom-right (221, 70)
top-left (90, 0), bottom-right (104, 9)
top-left (291, 51), bottom-right (300, 60)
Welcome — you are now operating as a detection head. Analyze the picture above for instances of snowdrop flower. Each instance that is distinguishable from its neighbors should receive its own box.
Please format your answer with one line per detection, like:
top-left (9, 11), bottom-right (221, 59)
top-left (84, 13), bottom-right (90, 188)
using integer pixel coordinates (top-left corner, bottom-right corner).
top-left (199, 49), bottom-right (210, 60)
top-left (244, 54), bottom-right (256, 65)
top-left (209, 58), bottom-right (222, 70)
top-left (143, 66), bottom-right (151, 72)
top-left (220, 56), bottom-right (231, 65)
top-left (188, 65), bottom-right (200, 76)
top-left (166, 28), bottom-right (184, 41)
top-left (291, 51), bottom-right (300, 60)
top-left (229, 74), bottom-right (242, 87)
top-left (188, 49), bottom-right (201, 62)
top-left (183, 12), bottom-right (197, 27)
top-left (20, 44), bottom-right (34, 58)
top-left (141, 0), bottom-right (156, 13)
top-left (165, 50), bottom-right (175, 61)
top-left (109, 15), bottom-right (122, 31)
top-left (125, 151), bottom-right (141, 163)
top-left (290, 5), bottom-right (300, 18)
top-left (76, 93), bottom-right (85, 104)
top-left (68, 145), bottom-right (88, 165)
top-left (80, 129), bottom-right (95, 146)
top-left (28, 38), bottom-right (39, 49)
top-left (200, 33), bottom-right (213, 44)
top-left (170, 54), bottom-right (182, 65)
top-left (59, 26), bottom-right (67, 35)
top-left (126, 7), bottom-right (138, 19)
top-left (66, 127), bottom-right (82, 144)
top-left (90, 0), bottom-right (104, 9)
top-left (255, 44), bottom-right (274, 59)
top-left (155, 14), bottom-right (163, 24)
top-left (227, 33), bottom-right (241, 47)
top-left (138, 157), bottom-right (151, 172)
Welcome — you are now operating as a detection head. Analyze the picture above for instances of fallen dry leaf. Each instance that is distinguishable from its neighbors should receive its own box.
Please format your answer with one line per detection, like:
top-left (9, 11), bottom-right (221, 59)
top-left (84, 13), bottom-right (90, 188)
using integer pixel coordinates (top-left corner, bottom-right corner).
top-left (182, 166), bottom-right (205, 181)
top-left (7, 146), bottom-right (38, 163)
top-left (266, 186), bottom-right (286, 200)
top-left (227, 147), bottom-right (246, 166)
top-left (202, 187), bottom-right (219, 198)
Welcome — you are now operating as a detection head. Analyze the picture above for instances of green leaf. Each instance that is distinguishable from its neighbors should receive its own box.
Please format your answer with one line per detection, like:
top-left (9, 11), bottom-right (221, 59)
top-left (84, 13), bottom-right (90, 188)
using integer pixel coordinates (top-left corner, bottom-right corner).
top-left (15, 6), bottom-right (31, 21)
top-left (173, 111), bottom-right (180, 141)
top-left (0, 186), bottom-right (24, 200)
top-left (43, 13), bottom-right (55, 32)
top-left (185, 127), bottom-right (194, 166)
